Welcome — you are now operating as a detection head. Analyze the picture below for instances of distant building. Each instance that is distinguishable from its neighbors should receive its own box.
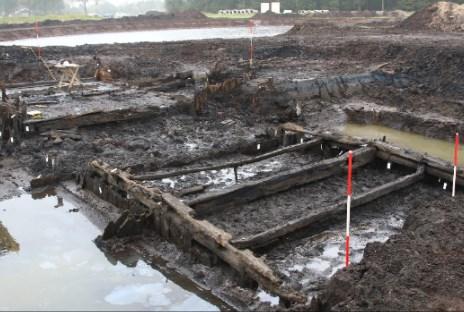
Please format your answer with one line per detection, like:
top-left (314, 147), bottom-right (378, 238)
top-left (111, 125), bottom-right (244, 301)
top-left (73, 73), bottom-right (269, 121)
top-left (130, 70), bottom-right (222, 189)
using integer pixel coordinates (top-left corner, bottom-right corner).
top-left (260, 2), bottom-right (281, 14)
top-left (260, 3), bottom-right (270, 13)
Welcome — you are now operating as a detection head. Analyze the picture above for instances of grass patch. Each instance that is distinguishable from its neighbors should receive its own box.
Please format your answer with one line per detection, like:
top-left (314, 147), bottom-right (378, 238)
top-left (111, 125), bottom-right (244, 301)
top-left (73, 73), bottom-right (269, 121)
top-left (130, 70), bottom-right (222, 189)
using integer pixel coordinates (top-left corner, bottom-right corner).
top-left (0, 14), bottom-right (101, 25)
top-left (203, 12), bottom-right (256, 19)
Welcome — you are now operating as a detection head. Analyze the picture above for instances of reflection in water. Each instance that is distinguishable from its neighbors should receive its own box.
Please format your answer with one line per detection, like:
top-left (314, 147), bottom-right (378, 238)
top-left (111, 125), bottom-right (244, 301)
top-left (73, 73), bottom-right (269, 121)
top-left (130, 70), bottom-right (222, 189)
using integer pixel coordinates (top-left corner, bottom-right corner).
top-left (342, 123), bottom-right (464, 165)
top-left (0, 192), bottom-right (218, 311)
top-left (0, 26), bottom-right (292, 47)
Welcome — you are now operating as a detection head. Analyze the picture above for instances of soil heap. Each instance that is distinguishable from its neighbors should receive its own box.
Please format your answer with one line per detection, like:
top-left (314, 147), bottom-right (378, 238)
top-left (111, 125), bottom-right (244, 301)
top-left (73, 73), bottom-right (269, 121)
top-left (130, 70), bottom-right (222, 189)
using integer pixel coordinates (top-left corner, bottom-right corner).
top-left (316, 195), bottom-right (464, 311)
top-left (400, 1), bottom-right (464, 32)
top-left (286, 20), bottom-right (341, 35)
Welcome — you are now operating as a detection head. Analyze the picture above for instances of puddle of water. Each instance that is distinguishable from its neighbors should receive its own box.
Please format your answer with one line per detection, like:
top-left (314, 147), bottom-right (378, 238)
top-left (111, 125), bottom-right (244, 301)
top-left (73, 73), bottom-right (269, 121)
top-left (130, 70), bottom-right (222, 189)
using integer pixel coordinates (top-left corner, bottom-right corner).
top-left (0, 26), bottom-right (292, 47)
top-left (158, 159), bottom-right (284, 192)
top-left (256, 290), bottom-right (279, 307)
top-left (342, 123), bottom-right (464, 165)
top-left (281, 208), bottom-right (407, 296)
top-left (0, 192), bottom-right (218, 311)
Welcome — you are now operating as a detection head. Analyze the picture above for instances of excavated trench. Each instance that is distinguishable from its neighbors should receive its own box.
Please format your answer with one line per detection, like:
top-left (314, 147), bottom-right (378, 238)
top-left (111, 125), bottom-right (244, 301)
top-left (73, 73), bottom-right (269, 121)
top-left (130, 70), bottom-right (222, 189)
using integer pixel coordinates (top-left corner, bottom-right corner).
top-left (1, 26), bottom-right (464, 310)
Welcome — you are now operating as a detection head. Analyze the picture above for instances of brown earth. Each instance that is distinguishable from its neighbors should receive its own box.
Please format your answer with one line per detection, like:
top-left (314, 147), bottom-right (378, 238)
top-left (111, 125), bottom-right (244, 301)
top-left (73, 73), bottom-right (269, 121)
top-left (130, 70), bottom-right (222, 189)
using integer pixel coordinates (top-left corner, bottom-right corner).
top-left (400, 1), bottom-right (464, 32)
top-left (317, 194), bottom-right (464, 311)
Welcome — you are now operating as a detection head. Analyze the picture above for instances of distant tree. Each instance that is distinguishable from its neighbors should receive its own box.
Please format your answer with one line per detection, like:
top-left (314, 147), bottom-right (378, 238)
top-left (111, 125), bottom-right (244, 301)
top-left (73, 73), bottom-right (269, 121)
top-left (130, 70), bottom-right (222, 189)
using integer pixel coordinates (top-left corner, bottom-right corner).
top-left (0, 0), bottom-right (19, 16)
top-left (23, 0), bottom-right (65, 14)
top-left (73, 0), bottom-right (99, 15)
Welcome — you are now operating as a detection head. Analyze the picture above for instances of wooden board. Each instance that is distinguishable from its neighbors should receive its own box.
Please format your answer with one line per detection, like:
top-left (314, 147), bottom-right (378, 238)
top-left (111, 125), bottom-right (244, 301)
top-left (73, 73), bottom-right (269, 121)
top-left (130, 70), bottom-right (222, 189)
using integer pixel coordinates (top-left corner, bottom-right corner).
top-left (131, 138), bottom-right (323, 181)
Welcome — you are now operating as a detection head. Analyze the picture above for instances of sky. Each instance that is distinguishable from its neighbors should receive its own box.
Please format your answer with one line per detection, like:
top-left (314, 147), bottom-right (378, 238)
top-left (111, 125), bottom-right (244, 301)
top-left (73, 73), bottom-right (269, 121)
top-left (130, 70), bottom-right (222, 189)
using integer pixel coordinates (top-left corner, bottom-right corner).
top-left (66, 0), bottom-right (163, 6)
top-left (104, 0), bottom-right (148, 5)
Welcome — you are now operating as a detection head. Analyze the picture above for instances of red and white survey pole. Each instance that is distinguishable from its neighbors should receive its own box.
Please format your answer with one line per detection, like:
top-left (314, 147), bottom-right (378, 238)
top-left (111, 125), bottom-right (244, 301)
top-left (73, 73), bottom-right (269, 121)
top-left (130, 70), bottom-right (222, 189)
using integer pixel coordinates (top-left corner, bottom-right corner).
top-left (452, 133), bottom-right (459, 197)
top-left (345, 150), bottom-right (353, 267)
top-left (35, 21), bottom-right (41, 58)
top-left (248, 20), bottom-right (255, 67)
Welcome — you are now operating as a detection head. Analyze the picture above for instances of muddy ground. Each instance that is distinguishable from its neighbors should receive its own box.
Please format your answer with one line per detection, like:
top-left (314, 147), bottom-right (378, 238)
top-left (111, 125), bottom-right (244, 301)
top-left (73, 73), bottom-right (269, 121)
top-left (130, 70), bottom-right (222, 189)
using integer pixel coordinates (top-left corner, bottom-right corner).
top-left (1, 13), bottom-right (464, 311)
top-left (317, 192), bottom-right (464, 311)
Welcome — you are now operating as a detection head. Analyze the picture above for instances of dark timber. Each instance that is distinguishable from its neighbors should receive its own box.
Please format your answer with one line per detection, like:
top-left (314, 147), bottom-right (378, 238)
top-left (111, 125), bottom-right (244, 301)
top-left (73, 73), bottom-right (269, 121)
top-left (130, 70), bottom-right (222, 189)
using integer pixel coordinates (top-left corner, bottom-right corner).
top-left (24, 107), bottom-right (162, 133)
top-left (130, 138), bottom-right (323, 181)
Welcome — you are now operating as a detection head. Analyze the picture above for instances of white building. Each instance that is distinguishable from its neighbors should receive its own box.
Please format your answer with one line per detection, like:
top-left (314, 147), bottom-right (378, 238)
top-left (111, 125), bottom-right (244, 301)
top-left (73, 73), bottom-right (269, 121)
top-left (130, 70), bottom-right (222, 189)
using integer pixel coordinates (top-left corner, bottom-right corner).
top-left (260, 3), bottom-right (270, 13)
top-left (261, 2), bottom-right (280, 14)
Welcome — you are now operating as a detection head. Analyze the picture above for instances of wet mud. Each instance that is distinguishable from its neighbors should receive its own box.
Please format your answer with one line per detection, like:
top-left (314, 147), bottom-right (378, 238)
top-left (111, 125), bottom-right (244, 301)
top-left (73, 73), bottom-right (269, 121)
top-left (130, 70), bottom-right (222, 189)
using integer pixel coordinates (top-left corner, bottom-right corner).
top-left (318, 189), bottom-right (464, 311)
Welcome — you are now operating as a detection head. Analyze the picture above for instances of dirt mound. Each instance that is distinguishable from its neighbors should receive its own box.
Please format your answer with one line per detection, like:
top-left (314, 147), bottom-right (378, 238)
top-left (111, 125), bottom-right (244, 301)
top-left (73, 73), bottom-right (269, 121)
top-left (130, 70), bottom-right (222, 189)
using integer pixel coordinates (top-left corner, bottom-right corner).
top-left (400, 1), bottom-right (464, 32)
top-left (316, 194), bottom-right (464, 311)
top-left (286, 20), bottom-right (341, 35)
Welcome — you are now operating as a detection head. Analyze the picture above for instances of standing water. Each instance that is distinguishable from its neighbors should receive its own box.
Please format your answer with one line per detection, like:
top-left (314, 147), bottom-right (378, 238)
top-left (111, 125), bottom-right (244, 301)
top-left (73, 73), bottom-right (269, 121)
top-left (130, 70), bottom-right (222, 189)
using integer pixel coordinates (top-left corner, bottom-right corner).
top-left (0, 191), bottom-right (219, 311)
top-left (342, 123), bottom-right (464, 164)
top-left (0, 26), bottom-right (292, 47)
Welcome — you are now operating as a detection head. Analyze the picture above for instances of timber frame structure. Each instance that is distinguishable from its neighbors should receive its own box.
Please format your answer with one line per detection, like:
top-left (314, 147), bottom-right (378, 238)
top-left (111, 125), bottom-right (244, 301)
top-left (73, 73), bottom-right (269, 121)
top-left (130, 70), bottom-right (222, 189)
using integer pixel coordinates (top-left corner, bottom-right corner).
top-left (80, 129), bottom-right (464, 305)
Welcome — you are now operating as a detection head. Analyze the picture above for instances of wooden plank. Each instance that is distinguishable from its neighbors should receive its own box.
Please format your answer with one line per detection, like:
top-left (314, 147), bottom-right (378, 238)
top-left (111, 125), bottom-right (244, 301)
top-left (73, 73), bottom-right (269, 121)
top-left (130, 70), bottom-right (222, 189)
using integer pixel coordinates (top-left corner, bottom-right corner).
top-left (188, 146), bottom-right (376, 217)
top-left (232, 166), bottom-right (425, 250)
top-left (374, 141), bottom-right (464, 186)
top-left (279, 123), bottom-right (368, 148)
top-left (24, 107), bottom-right (162, 132)
top-left (130, 138), bottom-right (323, 181)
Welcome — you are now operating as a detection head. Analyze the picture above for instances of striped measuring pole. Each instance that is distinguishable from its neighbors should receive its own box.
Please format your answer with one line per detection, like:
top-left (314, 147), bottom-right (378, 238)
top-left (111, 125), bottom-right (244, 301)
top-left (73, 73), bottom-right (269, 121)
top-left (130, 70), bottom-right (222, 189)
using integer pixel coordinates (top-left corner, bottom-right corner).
top-left (453, 133), bottom-right (459, 197)
top-left (345, 150), bottom-right (353, 267)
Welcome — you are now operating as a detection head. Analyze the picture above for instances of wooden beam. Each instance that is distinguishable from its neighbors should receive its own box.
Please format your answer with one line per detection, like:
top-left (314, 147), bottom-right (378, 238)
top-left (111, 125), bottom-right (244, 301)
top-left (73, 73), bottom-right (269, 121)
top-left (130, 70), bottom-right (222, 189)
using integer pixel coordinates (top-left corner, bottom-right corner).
top-left (232, 166), bottom-right (425, 250)
top-left (374, 141), bottom-right (464, 186)
top-left (89, 160), bottom-right (163, 205)
top-left (131, 138), bottom-right (323, 181)
top-left (24, 107), bottom-right (162, 133)
top-left (188, 146), bottom-right (376, 217)
top-left (279, 123), bottom-right (368, 148)
top-left (162, 193), bottom-right (305, 304)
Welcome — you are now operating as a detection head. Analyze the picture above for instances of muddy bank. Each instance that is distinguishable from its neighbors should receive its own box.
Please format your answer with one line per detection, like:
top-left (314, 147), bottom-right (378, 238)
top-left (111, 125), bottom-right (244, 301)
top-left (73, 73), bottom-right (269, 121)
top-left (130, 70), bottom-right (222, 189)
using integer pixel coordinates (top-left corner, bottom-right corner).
top-left (317, 192), bottom-right (464, 311)
top-left (264, 180), bottom-right (446, 300)
top-left (345, 102), bottom-right (464, 140)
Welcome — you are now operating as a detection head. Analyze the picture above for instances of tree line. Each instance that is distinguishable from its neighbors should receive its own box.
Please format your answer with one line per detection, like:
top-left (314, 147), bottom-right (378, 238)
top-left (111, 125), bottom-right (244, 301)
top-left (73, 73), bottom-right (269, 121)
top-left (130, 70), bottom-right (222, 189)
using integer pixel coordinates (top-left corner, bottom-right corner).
top-left (1, 0), bottom-right (65, 15)
top-left (166, 0), bottom-right (464, 12)
top-left (0, 0), bottom-right (97, 16)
